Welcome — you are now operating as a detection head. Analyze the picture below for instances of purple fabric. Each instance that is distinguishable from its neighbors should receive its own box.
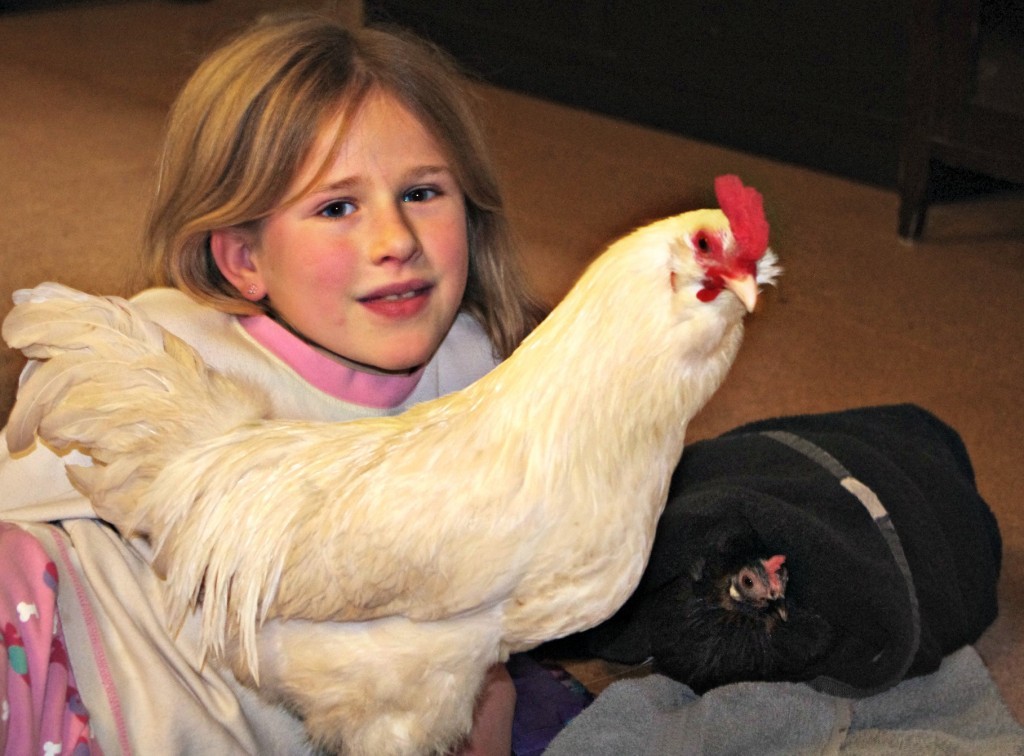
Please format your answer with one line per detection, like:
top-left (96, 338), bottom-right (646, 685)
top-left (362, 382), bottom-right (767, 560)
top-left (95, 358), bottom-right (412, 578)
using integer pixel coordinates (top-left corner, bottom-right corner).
top-left (509, 654), bottom-right (593, 756)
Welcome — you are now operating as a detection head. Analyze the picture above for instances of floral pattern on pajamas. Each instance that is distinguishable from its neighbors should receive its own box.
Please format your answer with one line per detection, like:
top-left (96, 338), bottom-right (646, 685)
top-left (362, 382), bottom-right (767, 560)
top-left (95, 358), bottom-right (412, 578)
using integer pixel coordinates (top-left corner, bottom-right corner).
top-left (1, 522), bottom-right (100, 755)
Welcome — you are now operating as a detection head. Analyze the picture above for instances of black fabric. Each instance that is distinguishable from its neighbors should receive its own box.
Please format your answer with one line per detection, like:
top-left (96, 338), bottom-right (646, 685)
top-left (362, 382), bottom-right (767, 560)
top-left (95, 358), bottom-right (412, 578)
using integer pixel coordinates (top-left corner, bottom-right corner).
top-left (541, 404), bottom-right (1001, 696)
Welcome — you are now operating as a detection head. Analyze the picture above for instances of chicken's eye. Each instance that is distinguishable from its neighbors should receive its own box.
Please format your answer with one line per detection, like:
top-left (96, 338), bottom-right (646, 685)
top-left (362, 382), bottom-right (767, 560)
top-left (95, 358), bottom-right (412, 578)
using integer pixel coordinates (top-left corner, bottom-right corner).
top-left (693, 232), bottom-right (712, 254)
top-left (742, 575), bottom-right (754, 589)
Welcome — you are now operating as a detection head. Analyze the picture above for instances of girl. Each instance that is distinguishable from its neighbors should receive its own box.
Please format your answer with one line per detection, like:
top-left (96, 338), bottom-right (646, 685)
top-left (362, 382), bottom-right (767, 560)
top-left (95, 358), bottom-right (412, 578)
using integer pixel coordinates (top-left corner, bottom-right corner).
top-left (0, 12), bottom-right (546, 754)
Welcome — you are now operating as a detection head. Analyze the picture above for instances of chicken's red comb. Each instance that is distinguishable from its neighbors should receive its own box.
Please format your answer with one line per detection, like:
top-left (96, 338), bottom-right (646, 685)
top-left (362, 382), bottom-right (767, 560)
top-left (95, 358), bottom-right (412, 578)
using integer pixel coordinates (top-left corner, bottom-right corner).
top-left (714, 174), bottom-right (770, 262)
top-left (764, 554), bottom-right (786, 576)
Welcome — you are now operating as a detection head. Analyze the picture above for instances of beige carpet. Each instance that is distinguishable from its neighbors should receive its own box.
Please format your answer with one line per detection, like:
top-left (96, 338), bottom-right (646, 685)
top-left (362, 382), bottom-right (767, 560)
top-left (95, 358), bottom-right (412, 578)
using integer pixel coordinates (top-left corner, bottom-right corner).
top-left (2, 0), bottom-right (1024, 725)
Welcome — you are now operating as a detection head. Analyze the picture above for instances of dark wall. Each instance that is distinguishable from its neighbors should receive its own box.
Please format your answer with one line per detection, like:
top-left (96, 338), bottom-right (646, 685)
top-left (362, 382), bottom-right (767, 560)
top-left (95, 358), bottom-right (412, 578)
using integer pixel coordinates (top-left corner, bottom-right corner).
top-left (366, 1), bottom-right (910, 187)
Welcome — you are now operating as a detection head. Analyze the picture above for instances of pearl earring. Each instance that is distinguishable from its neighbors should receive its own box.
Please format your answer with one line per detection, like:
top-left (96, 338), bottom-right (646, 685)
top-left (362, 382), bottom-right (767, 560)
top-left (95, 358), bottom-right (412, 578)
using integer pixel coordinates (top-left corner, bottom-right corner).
top-left (247, 284), bottom-right (258, 297)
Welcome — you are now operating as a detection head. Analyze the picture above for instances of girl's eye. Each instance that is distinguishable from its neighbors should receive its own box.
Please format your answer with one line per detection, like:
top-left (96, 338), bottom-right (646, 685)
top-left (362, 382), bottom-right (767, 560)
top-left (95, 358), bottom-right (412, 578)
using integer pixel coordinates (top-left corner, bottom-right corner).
top-left (319, 200), bottom-right (355, 218)
top-left (403, 186), bottom-right (439, 203)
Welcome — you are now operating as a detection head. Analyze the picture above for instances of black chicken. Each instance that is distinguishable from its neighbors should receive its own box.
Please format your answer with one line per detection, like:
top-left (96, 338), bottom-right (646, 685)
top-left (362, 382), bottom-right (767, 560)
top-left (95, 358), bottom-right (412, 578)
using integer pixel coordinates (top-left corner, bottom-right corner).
top-left (539, 516), bottom-right (833, 693)
top-left (644, 519), bottom-right (833, 693)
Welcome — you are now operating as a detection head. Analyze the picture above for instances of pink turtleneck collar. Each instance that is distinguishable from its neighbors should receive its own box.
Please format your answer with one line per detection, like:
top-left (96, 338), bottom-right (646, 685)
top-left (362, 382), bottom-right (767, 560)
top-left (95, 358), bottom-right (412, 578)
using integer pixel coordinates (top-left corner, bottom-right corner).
top-left (240, 314), bottom-right (425, 409)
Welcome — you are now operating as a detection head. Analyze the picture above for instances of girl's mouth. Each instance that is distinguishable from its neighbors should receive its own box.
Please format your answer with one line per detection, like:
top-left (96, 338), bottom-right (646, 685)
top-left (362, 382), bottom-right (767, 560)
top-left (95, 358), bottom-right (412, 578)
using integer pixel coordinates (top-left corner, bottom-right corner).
top-left (376, 289), bottom-right (422, 302)
top-left (360, 284), bottom-right (432, 318)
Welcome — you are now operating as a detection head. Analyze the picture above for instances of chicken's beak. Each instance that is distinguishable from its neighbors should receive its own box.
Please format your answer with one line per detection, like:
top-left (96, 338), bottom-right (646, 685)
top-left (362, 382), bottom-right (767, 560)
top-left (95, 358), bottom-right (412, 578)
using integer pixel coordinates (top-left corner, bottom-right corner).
top-left (724, 274), bottom-right (759, 313)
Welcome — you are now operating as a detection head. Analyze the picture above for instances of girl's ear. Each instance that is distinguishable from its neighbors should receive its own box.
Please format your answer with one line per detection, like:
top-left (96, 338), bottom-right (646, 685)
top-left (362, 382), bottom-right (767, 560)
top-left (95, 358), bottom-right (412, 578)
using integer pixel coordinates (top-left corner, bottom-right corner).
top-left (210, 228), bottom-right (264, 300)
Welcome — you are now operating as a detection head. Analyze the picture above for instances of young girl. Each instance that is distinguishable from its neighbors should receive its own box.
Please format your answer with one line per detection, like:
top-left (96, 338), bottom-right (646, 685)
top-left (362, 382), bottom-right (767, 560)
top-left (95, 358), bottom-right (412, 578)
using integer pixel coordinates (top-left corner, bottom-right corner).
top-left (0, 12), bottom-right (546, 754)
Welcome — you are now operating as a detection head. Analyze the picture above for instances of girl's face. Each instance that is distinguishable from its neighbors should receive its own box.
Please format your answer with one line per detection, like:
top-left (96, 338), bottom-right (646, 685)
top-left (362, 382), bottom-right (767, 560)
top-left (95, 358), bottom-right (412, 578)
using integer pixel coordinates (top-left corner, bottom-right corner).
top-left (243, 92), bottom-right (469, 373)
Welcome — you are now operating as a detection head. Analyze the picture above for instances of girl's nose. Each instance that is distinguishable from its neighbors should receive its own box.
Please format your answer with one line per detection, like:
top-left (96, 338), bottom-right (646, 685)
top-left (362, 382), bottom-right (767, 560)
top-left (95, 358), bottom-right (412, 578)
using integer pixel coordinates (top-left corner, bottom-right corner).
top-left (369, 204), bottom-right (420, 265)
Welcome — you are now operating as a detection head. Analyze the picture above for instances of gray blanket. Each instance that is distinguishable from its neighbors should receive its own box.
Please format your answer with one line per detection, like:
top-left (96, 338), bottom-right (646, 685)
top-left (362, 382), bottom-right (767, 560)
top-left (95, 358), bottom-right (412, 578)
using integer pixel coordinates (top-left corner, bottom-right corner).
top-left (545, 647), bottom-right (1024, 755)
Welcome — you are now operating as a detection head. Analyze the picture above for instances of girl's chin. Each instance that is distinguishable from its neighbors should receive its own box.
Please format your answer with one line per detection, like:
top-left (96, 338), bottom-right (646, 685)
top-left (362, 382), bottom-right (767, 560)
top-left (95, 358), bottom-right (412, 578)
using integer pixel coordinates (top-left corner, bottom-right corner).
top-left (332, 341), bottom-right (436, 375)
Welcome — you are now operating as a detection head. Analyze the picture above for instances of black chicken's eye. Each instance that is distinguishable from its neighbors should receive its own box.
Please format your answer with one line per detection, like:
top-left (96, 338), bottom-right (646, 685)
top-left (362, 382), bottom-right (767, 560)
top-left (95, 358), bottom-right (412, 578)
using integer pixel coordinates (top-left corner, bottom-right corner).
top-left (742, 575), bottom-right (754, 589)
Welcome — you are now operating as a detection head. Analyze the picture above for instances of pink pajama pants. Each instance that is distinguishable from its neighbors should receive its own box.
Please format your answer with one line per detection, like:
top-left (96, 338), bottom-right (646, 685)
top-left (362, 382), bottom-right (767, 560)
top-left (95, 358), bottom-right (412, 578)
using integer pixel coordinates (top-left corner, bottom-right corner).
top-left (0, 522), bottom-right (100, 755)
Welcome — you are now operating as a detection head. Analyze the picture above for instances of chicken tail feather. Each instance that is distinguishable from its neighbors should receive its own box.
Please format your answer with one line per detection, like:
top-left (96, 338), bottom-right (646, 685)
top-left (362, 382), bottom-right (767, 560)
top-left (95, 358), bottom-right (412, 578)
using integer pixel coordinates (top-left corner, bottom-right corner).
top-left (2, 282), bottom-right (270, 538)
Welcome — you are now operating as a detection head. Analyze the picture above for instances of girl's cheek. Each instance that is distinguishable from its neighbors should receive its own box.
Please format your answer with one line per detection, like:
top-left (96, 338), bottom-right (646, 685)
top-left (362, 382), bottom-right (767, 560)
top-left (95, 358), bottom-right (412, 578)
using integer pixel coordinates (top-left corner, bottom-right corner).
top-left (440, 216), bottom-right (470, 262)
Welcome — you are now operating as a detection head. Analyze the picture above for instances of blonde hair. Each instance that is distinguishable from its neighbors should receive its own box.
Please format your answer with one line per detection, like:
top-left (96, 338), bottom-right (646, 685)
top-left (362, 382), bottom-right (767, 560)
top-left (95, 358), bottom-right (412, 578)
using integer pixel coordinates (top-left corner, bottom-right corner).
top-left (141, 13), bottom-right (544, 358)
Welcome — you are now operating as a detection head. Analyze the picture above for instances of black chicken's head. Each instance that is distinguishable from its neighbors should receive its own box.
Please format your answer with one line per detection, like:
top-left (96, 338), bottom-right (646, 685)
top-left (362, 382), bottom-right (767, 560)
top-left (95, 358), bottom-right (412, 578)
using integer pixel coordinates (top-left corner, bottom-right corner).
top-left (724, 554), bottom-right (789, 621)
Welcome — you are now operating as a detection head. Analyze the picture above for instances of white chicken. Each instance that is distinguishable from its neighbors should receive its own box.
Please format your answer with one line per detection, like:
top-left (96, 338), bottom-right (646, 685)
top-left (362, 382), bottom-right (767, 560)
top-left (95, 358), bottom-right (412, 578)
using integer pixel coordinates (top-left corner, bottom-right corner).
top-left (3, 175), bottom-right (779, 755)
